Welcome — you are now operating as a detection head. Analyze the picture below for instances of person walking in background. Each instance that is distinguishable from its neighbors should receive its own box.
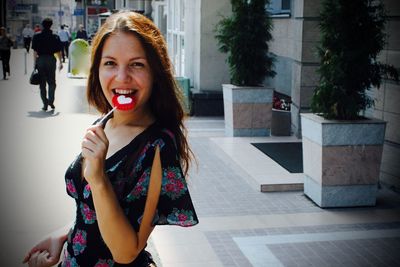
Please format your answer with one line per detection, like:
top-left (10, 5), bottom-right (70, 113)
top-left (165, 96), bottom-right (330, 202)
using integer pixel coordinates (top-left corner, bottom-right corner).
top-left (31, 18), bottom-right (63, 111)
top-left (76, 24), bottom-right (88, 40)
top-left (23, 11), bottom-right (198, 267)
top-left (22, 24), bottom-right (34, 53)
top-left (0, 27), bottom-right (13, 80)
top-left (58, 25), bottom-right (70, 62)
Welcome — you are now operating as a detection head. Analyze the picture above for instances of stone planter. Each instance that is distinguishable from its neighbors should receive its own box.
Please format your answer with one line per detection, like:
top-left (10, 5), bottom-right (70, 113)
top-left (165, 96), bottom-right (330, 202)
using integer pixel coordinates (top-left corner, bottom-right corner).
top-left (301, 113), bottom-right (386, 208)
top-left (222, 84), bottom-right (273, 136)
top-left (271, 108), bottom-right (291, 136)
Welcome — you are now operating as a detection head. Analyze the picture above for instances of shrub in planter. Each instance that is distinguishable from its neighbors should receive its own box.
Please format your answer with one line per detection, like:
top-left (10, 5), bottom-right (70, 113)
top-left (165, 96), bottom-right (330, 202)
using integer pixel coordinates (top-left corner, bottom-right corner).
top-left (302, 0), bottom-right (399, 207)
top-left (215, 0), bottom-right (276, 86)
top-left (215, 0), bottom-right (277, 136)
top-left (311, 0), bottom-right (398, 120)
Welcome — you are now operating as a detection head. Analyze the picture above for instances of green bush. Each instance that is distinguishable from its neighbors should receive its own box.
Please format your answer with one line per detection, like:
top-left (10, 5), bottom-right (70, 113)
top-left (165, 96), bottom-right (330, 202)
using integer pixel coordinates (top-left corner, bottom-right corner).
top-left (215, 0), bottom-right (275, 86)
top-left (312, 0), bottom-right (398, 120)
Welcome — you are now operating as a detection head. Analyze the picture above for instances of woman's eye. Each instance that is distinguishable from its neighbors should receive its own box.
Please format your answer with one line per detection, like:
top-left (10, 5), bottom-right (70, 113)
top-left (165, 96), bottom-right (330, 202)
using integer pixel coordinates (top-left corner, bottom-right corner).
top-left (130, 62), bottom-right (145, 68)
top-left (103, 61), bottom-right (115, 66)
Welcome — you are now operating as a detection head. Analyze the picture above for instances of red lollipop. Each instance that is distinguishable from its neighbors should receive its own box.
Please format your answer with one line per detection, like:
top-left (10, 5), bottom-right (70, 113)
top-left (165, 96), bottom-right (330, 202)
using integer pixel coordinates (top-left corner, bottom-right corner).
top-left (97, 95), bottom-right (136, 127)
top-left (112, 94), bottom-right (136, 110)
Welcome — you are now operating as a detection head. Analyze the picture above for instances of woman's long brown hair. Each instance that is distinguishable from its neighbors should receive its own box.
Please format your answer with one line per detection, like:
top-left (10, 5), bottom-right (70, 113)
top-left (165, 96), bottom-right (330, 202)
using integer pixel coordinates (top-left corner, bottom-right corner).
top-left (86, 11), bottom-right (193, 176)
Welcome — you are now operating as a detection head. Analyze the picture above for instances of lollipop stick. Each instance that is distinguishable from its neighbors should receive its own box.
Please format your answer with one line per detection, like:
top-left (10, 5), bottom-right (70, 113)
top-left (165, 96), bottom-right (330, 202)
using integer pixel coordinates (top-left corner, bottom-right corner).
top-left (97, 106), bottom-right (117, 127)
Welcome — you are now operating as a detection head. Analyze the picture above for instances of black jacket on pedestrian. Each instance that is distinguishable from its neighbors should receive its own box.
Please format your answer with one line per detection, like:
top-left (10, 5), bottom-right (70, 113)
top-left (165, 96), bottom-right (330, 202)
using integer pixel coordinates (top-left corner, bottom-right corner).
top-left (32, 29), bottom-right (63, 56)
top-left (76, 29), bottom-right (88, 41)
top-left (0, 34), bottom-right (13, 79)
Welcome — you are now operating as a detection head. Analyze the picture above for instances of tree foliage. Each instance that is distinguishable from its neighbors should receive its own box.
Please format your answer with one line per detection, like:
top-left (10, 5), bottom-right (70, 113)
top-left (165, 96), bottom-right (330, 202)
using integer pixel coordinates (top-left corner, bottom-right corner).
top-left (215, 0), bottom-right (276, 86)
top-left (312, 0), bottom-right (398, 119)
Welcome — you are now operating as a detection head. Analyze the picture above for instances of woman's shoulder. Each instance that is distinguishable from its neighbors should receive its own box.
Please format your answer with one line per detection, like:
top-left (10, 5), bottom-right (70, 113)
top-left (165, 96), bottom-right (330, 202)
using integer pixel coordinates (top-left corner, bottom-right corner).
top-left (146, 123), bottom-right (177, 148)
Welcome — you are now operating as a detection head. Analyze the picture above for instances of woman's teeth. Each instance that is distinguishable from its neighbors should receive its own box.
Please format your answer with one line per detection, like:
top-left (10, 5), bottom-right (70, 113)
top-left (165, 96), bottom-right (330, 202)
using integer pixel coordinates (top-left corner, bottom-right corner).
top-left (114, 89), bottom-right (136, 95)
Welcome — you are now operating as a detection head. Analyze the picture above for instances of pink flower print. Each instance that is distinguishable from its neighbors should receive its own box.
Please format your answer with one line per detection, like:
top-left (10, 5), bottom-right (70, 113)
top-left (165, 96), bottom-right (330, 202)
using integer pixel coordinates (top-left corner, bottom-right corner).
top-left (80, 203), bottom-right (96, 224)
top-left (83, 184), bottom-right (91, 199)
top-left (94, 259), bottom-right (114, 267)
top-left (178, 213), bottom-right (188, 222)
top-left (134, 185), bottom-right (143, 196)
top-left (176, 180), bottom-right (184, 190)
top-left (61, 249), bottom-right (79, 267)
top-left (126, 169), bottom-right (150, 202)
top-left (72, 229), bottom-right (87, 256)
top-left (162, 167), bottom-right (187, 200)
top-left (66, 179), bottom-right (78, 199)
top-left (166, 170), bottom-right (176, 179)
top-left (167, 208), bottom-right (196, 227)
top-left (166, 183), bottom-right (175, 192)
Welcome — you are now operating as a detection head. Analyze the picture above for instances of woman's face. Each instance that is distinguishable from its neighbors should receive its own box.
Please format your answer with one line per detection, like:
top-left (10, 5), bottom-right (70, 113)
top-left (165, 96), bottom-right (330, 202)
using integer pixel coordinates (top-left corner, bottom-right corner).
top-left (99, 31), bottom-right (153, 114)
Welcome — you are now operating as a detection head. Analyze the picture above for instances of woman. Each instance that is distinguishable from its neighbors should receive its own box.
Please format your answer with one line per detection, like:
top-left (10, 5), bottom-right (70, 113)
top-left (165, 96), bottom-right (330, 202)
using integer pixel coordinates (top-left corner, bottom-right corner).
top-left (23, 11), bottom-right (198, 267)
top-left (0, 27), bottom-right (13, 80)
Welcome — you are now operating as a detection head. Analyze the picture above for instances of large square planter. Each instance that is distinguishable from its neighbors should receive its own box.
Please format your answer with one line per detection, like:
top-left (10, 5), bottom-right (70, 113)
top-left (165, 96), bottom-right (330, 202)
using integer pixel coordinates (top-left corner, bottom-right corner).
top-left (301, 113), bottom-right (386, 208)
top-left (271, 108), bottom-right (291, 136)
top-left (222, 84), bottom-right (273, 136)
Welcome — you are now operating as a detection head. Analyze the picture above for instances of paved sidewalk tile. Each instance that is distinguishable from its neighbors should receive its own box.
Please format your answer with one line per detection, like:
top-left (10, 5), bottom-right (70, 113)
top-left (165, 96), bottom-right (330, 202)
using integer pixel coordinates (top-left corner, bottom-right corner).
top-left (206, 223), bottom-right (400, 267)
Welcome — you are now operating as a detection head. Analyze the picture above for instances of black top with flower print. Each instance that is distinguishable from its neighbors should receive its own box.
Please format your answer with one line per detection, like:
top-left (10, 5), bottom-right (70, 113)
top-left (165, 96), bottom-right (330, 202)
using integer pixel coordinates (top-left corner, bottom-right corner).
top-left (62, 121), bottom-right (198, 267)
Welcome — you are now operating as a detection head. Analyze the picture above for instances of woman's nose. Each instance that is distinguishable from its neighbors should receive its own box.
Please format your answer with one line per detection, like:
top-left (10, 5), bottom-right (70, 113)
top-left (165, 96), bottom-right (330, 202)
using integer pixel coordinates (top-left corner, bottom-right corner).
top-left (115, 67), bottom-right (131, 82)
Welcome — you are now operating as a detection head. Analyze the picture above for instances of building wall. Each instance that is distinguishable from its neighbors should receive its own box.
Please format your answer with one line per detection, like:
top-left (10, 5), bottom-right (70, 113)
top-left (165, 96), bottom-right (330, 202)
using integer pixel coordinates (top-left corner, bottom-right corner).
top-left (372, 0), bottom-right (400, 191)
top-left (269, 0), bottom-right (321, 137)
top-left (195, 0), bottom-right (230, 92)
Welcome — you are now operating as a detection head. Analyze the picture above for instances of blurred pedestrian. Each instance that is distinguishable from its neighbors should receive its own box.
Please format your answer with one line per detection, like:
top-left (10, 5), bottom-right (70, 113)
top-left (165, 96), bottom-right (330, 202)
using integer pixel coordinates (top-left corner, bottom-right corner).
top-left (23, 11), bottom-right (198, 267)
top-left (76, 24), bottom-right (88, 40)
top-left (22, 24), bottom-right (34, 53)
top-left (58, 25), bottom-right (70, 62)
top-left (0, 27), bottom-right (13, 80)
top-left (31, 18), bottom-right (63, 111)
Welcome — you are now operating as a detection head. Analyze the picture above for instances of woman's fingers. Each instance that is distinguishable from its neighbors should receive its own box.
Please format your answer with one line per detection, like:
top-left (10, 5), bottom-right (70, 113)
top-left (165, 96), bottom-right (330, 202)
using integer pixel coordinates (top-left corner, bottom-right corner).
top-left (27, 251), bottom-right (40, 267)
top-left (28, 251), bottom-right (51, 267)
top-left (22, 253), bottom-right (30, 263)
top-left (82, 132), bottom-right (106, 157)
top-left (22, 247), bottom-right (40, 263)
top-left (85, 125), bottom-right (108, 144)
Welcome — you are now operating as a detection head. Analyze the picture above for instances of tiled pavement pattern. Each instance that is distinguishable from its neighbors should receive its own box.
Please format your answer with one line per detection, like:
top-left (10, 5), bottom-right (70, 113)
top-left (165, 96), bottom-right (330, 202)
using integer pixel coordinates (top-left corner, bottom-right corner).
top-left (188, 135), bottom-right (320, 217)
top-left (148, 117), bottom-right (400, 267)
top-left (206, 222), bottom-right (400, 267)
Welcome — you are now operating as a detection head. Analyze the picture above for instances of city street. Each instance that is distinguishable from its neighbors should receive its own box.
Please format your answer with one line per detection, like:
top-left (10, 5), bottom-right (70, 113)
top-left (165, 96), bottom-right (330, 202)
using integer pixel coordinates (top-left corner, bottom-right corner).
top-left (1, 49), bottom-right (400, 267)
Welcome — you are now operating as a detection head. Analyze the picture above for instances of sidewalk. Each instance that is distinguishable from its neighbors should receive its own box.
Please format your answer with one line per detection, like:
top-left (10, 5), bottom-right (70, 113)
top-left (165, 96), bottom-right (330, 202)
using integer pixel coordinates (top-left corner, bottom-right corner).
top-left (1, 49), bottom-right (400, 267)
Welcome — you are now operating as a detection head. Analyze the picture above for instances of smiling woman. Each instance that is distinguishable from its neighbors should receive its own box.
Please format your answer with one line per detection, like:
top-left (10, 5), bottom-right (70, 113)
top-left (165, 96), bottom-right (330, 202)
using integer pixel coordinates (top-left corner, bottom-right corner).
top-left (98, 31), bottom-right (153, 119)
top-left (24, 11), bottom-right (198, 267)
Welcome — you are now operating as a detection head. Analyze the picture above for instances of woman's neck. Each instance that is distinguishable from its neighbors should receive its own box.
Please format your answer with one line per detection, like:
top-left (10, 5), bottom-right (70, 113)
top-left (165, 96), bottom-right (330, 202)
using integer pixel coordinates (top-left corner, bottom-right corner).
top-left (109, 107), bottom-right (155, 129)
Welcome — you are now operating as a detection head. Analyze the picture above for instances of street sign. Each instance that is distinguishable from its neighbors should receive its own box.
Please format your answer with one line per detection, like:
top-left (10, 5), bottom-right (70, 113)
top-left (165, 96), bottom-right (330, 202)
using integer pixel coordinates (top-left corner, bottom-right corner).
top-left (73, 8), bottom-right (84, 16)
top-left (58, 10), bottom-right (64, 16)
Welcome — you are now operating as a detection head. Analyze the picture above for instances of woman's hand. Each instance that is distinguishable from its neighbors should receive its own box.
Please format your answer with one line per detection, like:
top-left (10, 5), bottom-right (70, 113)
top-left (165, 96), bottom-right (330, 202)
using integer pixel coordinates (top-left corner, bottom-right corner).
top-left (22, 235), bottom-right (66, 267)
top-left (81, 125), bottom-right (109, 185)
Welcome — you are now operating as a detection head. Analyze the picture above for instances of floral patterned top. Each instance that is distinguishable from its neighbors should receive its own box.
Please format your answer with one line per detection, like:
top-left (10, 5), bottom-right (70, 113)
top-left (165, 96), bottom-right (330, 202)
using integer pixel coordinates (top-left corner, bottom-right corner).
top-left (62, 122), bottom-right (198, 267)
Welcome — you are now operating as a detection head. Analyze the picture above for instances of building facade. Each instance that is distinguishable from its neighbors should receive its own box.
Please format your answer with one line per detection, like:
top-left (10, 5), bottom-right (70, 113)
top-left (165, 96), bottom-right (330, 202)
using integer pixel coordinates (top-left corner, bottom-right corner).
top-left (154, 0), bottom-right (400, 191)
top-left (4, 0), bottom-right (399, 190)
top-left (4, 0), bottom-right (115, 45)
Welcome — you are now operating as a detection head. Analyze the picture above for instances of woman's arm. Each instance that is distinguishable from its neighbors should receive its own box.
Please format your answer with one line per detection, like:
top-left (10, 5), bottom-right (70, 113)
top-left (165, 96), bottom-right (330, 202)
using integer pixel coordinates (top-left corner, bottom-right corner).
top-left (22, 223), bottom-right (73, 266)
top-left (82, 125), bottom-right (162, 264)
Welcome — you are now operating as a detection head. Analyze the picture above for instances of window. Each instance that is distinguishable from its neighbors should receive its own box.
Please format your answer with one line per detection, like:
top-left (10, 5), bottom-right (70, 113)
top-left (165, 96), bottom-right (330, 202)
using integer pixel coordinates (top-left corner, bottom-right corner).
top-left (166, 0), bottom-right (185, 76)
top-left (267, 0), bottom-right (291, 17)
top-left (152, 1), bottom-right (167, 36)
